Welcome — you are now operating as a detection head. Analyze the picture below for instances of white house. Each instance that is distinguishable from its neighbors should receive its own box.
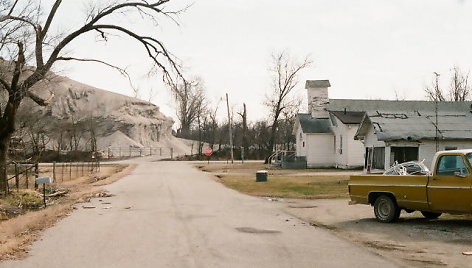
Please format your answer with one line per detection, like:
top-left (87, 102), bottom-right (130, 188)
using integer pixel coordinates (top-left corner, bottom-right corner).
top-left (354, 102), bottom-right (472, 172)
top-left (294, 80), bottom-right (366, 169)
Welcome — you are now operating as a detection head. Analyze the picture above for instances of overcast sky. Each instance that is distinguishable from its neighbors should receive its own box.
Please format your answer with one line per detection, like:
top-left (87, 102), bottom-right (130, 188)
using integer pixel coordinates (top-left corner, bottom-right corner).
top-left (55, 0), bottom-right (472, 123)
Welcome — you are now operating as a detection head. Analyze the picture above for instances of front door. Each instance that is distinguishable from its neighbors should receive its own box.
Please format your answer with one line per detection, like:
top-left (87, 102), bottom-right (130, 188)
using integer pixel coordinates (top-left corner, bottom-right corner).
top-left (428, 154), bottom-right (472, 213)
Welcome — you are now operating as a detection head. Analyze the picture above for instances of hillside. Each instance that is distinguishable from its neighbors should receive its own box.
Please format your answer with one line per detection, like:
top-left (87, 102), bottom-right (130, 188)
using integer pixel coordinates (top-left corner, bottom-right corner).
top-left (9, 70), bottom-right (191, 156)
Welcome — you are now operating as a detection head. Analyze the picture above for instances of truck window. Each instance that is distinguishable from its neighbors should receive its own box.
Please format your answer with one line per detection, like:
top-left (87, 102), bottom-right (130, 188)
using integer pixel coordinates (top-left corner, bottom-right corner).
top-left (436, 155), bottom-right (469, 176)
top-left (467, 153), bottom-right (472, 167)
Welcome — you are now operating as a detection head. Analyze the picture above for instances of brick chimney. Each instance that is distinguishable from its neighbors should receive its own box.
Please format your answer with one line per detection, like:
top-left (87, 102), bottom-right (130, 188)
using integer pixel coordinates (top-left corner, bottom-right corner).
top-left (306, 80), bottom-right (330, 118)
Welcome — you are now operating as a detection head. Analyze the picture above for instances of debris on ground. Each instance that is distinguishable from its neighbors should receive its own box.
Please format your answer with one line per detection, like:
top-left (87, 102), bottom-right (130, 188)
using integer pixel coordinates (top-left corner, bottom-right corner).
top-left (82, 205), bottom-right (96, 209)
top-left (95, 192), bottom-right (114, 198)
top-left (102, 206), bottom-right (112, 210)
top-left (46, 190), bottom-right (69, 198)
top-left (462, 251), bottom-right (472, 256)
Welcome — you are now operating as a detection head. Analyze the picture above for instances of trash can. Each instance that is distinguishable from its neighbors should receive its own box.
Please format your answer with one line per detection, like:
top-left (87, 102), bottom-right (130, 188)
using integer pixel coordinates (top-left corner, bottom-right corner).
top-left (256, 170), bottom-right (268, 182)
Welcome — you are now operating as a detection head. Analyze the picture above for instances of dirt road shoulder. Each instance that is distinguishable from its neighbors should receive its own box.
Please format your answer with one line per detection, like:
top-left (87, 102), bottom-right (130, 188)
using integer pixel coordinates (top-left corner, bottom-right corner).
top-left (0, 164), bottom-right (135, 260)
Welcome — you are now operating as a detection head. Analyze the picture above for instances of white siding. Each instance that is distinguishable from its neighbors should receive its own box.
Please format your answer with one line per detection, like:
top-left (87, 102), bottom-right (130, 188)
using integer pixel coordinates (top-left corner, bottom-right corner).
top-left (346, 126), bottom-right (365, 167)
top-left (305, 133), bottom-right (335, 168)
top-left (363, 125), bottom-right (385, 148)
top-left (332, 117), bottom-right (364, 168)
top-left (295, 121), bottom-right (306, 157)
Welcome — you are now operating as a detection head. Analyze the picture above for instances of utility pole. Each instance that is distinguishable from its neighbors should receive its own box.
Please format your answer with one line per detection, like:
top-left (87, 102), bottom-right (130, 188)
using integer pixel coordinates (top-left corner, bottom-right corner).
top-left (434, 72), bottom-right (440, 152)
top-left (226, 93), bottom-right (234, 164)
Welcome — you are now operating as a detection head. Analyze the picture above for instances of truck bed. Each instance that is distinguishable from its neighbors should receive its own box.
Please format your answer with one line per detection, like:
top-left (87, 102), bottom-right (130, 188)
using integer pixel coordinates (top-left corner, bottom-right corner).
top-left (349, 175), bottom-right (430, 211)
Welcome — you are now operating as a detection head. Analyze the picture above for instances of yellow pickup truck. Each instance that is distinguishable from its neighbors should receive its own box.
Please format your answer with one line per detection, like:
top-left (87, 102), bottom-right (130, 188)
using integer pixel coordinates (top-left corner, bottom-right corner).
top-left (349, 149), bottom-right (472, 223)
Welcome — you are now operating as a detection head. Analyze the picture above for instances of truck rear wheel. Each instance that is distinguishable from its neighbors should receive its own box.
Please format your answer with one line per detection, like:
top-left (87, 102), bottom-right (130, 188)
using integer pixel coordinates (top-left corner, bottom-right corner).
top-left (421, 211), bottom-right (442, 219)
top-left (373, 195), bottom-right (401, 223)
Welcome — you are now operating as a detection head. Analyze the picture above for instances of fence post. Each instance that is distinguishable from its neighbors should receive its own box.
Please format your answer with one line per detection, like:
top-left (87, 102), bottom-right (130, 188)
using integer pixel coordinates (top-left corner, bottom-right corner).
top-left (160, 148), bottom-right (162, 156)
top-left (69, 161), bottom-right (72, 180)
top-left (150, 147), bottom-right (152, 156)
top-left (1, 164), bottom-right (7, 196)
top-left (0, 164), bottom-right (8, 196)
top-left (35, 162), bottom-right (39, 182)
top-left (14, 163), bottom-right (19, 191)
top-left (62, 162), bottom-right (65, 182)
top-left (171, 148), bottom-right (174, 159)
top-left (53, 161), bottom-right (56, 182)
top-left (76, 162), bottom-right (79, 177)
top-left (108, 148), bottom-right (111, 159)
top-left (82, 161), bottom-right (84, 176)
top-left (25, 165), bottom-right (29, 189)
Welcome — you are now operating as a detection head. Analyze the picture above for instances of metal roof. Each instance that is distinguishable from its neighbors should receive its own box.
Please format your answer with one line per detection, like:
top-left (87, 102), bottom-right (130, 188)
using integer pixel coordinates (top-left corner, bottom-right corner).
top-left (305, 80), bottom-right (331, 88)
top-left (330, 111), bottom-right (365, 124)
top-left (328, 99), bottom-right (472, 113)
top-left (298, 113), bottom-right (332, 134)
top-left (356, 110), bottom-right (472, 141)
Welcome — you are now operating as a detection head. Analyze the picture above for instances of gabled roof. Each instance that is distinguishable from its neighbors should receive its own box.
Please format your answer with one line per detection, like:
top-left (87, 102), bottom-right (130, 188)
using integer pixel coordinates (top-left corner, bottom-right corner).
top-left (330, 111), bottom-right (365, 124)
top-left (355, 110), bottom-right (472, 141)
top-left (298, 113), bottom-right (332, 134)
top-left (306, 80), bottom-right (331, 88)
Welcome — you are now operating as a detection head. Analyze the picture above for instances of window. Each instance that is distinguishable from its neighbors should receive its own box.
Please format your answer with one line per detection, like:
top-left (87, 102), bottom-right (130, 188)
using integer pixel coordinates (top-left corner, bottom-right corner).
top-left (302, 141), bottom-right (305, 147)
top-left (334, 136), bottom-right (336, 153)
top-left (436, 155), bottom-right (469, 176)
top-left (339, 135), bottom-right (343, 155)
top-left (390, 147), bottom-right (418, 165)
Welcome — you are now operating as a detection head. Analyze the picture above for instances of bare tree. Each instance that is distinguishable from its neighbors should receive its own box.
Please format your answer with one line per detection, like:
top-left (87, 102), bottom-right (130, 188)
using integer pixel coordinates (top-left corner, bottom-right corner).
top-left (425, 67), bottom-right (471, 101)
top-left (265, 51), bottom-right (312, 160)
top-left (237, 103), bottom-right (248, 156)
top-left (172, 77), bottom-right (206, 138)
top-left (14, 100), bottom-right (51, 159)
top-left (207, 100), bottom-right (220, 149)
top-left (0, 0), bottom-right (185, 193)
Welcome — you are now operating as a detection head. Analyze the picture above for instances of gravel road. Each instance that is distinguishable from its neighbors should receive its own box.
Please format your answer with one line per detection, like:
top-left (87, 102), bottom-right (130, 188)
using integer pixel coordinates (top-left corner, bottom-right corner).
top-left (2, 160), bottom-right (397, 268)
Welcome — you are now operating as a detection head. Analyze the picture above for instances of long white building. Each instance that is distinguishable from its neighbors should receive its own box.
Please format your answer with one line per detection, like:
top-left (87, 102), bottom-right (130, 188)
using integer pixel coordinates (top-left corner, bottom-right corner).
top-left (294, 80), bottom-right (472, 170)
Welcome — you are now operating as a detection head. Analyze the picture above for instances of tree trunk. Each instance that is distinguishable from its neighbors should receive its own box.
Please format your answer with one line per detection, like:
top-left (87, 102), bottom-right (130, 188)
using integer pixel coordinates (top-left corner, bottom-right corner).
top-left (1, 98), bottom-right (20, 195)
top-left (242, 103), bottom-right (248, 154)
top-left (0, 134), bottom-right (10, 195)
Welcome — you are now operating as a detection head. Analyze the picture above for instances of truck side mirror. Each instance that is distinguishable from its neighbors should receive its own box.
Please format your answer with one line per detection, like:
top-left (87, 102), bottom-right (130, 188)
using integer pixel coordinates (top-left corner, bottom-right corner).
top-left (454, 171), bottom-right (467, 178)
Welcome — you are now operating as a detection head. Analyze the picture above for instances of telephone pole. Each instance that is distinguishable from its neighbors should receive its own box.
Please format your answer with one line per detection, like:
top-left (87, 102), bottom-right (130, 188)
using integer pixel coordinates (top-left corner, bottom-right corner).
top-left (226, 93), bottom-right (234, 164)
top-left (434, 72), bottom-right (440, 152)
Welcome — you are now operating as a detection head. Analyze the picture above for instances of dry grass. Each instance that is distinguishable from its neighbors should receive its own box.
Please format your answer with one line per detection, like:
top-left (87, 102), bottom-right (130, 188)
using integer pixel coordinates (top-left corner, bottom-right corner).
top-left (0, 164), bottom-right (135, 260)
top-left (219, 175), bottom-right (349, 199)
top-left (196, 163), bottom-right (350, 199)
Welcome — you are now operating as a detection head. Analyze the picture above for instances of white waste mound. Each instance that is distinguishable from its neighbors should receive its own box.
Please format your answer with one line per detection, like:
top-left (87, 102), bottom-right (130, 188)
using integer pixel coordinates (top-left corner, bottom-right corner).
top-left (97, 131), bottom-right (144, 149)
top-left (5, 63), bottom-right (193, 156)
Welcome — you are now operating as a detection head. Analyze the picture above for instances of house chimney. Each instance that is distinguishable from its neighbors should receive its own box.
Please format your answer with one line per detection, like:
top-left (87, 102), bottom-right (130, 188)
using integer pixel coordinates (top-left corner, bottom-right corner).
top-left (306, 80), bottom-right (330, 118)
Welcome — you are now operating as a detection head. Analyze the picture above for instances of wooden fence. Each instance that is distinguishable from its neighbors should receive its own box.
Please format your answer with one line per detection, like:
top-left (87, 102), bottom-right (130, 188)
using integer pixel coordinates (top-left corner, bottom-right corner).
top-left (106, 147), bottom-right (174, 159)
top-left (1, 160), bottom-right (100, 195)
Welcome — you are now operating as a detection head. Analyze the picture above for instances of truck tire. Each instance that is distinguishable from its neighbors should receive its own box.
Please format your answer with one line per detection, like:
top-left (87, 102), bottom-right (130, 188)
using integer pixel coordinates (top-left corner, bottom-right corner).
top-left (373, 195), bottom-right (401, 223)
top-left (421, 211), bottom-right (442, 219)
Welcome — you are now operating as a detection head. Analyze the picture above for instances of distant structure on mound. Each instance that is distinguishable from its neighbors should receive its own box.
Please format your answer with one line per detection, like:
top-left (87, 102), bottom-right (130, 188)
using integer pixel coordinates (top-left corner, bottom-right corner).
top-left (13, 72), bottom-right (191, 155)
